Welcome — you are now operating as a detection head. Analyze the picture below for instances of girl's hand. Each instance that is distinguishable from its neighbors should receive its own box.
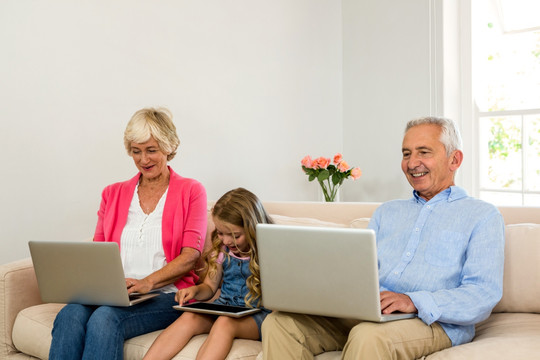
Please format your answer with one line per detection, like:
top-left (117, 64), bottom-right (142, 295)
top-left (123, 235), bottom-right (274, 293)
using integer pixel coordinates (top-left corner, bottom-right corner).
top-left (175, 286), bottom-right (199, 305)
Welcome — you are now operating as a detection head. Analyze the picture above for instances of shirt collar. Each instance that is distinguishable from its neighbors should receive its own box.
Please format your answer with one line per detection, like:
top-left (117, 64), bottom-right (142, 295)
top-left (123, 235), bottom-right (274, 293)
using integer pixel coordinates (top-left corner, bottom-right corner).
top-left (412, 186), bottom-right (468, 204)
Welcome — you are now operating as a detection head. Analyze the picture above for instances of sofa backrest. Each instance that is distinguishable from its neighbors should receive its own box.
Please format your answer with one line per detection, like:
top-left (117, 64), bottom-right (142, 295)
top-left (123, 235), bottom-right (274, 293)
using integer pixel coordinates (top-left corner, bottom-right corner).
top-left (209, 201), bottom-right (538, 315)
top-left (493, 223), bottom-right (540, 313)
top-left (496, 207), bottom-right (540, 313)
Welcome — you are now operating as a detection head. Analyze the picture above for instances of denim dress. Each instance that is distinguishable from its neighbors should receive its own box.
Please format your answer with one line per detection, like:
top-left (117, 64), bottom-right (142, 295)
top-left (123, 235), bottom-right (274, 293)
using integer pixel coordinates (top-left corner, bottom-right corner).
top-left (213, 251), bottom-right (271, 338)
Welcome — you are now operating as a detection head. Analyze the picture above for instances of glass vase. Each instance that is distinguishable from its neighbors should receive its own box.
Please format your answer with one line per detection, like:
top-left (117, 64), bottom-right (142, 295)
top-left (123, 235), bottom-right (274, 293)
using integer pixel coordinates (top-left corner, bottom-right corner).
top-left (318, 183), bottom-right (342, 202)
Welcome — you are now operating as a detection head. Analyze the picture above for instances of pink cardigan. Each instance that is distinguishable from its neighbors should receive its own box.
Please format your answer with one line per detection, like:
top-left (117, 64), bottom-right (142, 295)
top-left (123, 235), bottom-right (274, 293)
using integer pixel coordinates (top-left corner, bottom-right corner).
top-left (93, 167), bottom-right (208, 290)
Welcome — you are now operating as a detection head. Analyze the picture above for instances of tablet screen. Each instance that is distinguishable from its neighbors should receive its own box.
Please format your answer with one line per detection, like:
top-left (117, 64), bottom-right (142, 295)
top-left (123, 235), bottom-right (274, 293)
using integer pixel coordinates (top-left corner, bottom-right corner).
top-left (183, 302), bottom-right (252, 313)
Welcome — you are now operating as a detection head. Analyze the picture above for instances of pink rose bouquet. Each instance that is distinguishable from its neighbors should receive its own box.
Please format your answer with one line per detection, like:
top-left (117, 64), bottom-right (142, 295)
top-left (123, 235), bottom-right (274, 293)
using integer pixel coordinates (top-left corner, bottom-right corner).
top-left (301, 153), bottom-right (362, 202)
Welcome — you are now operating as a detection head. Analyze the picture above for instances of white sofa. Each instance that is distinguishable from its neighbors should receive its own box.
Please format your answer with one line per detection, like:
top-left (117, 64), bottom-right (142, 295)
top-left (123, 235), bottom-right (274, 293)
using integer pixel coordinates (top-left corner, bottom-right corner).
top-left (1, 201), bottom-right (540, 359)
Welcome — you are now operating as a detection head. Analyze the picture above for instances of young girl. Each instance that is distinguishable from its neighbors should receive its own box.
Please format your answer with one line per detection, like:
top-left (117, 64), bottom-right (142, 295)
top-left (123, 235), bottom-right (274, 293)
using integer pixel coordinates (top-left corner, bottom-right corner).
top-left (143, 187), bottom-right (273, 360)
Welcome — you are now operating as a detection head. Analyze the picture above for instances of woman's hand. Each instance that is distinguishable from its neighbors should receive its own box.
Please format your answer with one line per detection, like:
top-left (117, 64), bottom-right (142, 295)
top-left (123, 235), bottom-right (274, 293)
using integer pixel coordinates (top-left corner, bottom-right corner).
top-left (175, 286), bottom-right (199, 305)
top-left (124, 247), bottom-right (202, 295)
top-left (126, 278), bottom-right (153, 295)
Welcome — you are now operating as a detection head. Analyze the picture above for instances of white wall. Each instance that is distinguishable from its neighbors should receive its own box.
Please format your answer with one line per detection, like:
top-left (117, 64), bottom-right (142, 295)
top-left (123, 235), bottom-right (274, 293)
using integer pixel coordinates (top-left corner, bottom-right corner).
top-left (1, 0), bottom-right (444, 264)
top-left (0, 0), bottom-right (343, 264)
top-left (342, 0), bottom-right (441, 201)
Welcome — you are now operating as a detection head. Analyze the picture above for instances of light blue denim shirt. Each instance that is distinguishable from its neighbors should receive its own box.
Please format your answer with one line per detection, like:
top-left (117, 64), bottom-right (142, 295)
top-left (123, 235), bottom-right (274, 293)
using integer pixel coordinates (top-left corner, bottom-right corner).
top-left (368, 186), bottom-right (505, 346)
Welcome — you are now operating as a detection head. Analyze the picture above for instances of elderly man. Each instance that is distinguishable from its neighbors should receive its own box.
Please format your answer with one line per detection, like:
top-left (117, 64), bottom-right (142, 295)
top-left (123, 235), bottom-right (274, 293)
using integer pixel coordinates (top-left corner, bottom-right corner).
top-left (262, 117), bottom-right (505, 359)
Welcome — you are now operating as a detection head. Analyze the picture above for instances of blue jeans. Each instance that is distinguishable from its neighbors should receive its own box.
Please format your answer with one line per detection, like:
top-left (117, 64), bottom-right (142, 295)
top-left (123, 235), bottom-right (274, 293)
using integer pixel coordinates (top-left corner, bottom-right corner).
top-left (49, 293), bottom-right (179, 360)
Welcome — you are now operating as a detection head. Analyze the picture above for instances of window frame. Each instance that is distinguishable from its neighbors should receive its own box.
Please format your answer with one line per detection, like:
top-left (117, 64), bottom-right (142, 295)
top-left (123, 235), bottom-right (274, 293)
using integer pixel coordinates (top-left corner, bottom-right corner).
top-left (447, 0), bottom-right (539, 206)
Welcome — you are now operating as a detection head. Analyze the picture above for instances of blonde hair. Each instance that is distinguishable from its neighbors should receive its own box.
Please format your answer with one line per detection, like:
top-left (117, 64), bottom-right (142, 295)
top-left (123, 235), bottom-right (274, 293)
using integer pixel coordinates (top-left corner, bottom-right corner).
top-left (205, 188), bottom-right (273, 308)
top-left (124, 107), bottom-right (180, 161)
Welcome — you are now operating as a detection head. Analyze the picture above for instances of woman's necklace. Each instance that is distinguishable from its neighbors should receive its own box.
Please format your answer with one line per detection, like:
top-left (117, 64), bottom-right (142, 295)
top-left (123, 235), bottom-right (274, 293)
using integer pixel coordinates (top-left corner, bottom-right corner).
top-left (138, 176), bottom-right (169, 214)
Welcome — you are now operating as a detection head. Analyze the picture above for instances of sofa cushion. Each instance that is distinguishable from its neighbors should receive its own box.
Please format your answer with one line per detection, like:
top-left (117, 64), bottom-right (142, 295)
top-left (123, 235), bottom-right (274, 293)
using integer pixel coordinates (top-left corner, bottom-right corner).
top-left (12, 303), bottom-right (65, 359)
top-left (256, 351), bottom-right (342, 360)
top-left (0, 257), bottom-right (43, 359)
top-left (424, 313), bottom-right (540, 359)
top-left (493, 223), bottom-right (540, 313)
top-left (126, 331), bottom-right (262, 359)
top-left (270, 214), bottom-right (346, 228)
top-left (12, 303), bottom-right (262, 360)
top-left (348, 218), bottom-right (371, 229)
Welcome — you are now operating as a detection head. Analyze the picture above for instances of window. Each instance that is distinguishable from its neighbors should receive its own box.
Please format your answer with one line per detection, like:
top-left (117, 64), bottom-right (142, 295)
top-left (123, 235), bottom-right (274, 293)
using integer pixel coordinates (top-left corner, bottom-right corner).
top-left (472, 0), bottom-right (540, 206)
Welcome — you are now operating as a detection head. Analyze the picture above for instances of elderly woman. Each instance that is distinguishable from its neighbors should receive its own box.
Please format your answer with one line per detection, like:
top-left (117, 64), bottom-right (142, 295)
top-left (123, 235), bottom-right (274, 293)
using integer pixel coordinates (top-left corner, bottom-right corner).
top-left (49, 108), bottom-right (207, 359)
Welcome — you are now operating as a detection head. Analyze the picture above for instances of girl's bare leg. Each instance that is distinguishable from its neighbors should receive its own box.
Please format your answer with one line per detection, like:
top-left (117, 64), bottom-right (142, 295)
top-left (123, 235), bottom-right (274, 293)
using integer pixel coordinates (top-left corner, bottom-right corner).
top-left (196, 316), bottom-right (259, 360)
top-left (143, 312), bottom-right (215, 360)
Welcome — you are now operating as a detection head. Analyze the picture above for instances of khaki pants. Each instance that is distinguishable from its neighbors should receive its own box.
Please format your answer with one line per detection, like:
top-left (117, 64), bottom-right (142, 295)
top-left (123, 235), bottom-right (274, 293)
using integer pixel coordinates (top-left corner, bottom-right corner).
top-left (262, 312), bottom-right (451, 360)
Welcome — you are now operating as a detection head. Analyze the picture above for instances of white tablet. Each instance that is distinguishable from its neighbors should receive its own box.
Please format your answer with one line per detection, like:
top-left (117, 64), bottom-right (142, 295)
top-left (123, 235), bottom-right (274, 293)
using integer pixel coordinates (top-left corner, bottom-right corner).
top-left (173, 302), bottom-right (261, 318)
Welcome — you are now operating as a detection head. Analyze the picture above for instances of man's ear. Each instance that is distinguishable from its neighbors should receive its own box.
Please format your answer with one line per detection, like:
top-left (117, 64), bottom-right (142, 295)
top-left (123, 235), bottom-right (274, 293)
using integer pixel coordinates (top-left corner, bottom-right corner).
top-left (449, 150), bottom-right (463, 171)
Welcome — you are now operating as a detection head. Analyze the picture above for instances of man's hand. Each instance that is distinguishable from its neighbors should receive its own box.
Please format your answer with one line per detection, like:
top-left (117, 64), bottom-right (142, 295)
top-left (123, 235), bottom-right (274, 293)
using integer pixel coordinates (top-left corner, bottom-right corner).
top-left (380, 291), bottom-right (417, 314)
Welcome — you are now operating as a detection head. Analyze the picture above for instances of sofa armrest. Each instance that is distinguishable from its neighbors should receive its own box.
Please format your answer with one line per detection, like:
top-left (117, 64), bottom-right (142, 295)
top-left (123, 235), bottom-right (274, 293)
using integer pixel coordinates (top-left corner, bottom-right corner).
top-left (0, 258), bottom-right (43, 358)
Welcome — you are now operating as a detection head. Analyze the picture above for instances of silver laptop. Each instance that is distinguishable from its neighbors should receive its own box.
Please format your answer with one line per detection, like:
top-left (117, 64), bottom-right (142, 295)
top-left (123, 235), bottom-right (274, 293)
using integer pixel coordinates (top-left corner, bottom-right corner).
top-left (28, 241), bottom-right (159, 307)
top-left (256, 224), bottom-right (416, 322)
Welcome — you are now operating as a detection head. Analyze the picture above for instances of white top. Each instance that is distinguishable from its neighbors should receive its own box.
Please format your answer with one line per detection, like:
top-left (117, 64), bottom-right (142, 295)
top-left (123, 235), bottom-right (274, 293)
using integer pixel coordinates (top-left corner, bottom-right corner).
top-left (120, 184), bottom-right (177, 293)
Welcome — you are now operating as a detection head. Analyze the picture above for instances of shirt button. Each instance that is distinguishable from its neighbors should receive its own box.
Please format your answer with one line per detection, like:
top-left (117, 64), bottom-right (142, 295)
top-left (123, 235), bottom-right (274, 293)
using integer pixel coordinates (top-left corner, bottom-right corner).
top-left (415, 228), bottom-right (420, 232)
top-left (427, 205), bottom-right (431, 209)
top-left (394, 271), bottom-right (399, 275)
top-left (406, 252), bottom-right (411, 257)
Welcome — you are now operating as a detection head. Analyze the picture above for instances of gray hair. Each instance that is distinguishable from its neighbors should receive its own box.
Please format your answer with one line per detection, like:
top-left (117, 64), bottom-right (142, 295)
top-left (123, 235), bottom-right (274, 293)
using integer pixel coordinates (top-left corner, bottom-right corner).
top-left (124, 107), bottom-right (180, 161)
top-left (405, 116), bottom-right (462, 156)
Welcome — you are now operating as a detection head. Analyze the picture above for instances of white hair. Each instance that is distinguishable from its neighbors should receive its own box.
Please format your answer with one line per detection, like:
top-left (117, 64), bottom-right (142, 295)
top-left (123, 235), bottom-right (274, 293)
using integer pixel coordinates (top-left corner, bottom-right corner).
top-left (405, 116), bottom-right (462, 156)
